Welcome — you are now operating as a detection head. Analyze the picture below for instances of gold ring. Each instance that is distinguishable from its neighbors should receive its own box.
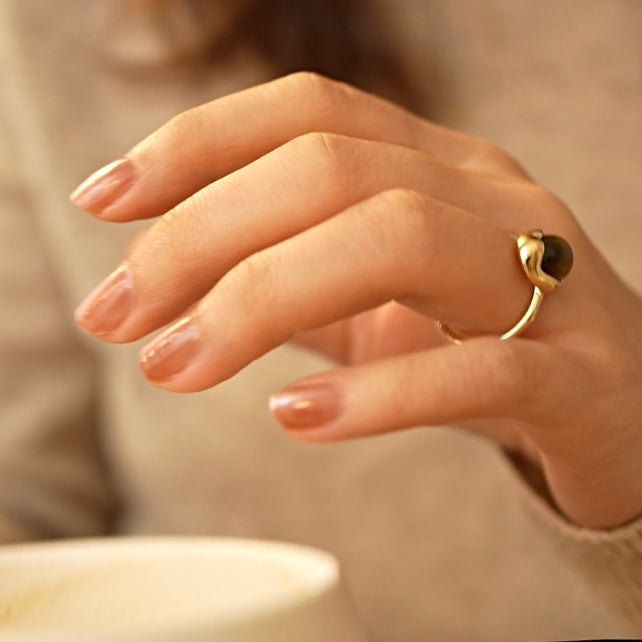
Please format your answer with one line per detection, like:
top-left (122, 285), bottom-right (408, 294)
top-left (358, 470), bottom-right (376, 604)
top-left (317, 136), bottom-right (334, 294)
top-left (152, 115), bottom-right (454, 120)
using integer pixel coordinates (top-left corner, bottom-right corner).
top-left (437, 229), bottom-right (573, 344)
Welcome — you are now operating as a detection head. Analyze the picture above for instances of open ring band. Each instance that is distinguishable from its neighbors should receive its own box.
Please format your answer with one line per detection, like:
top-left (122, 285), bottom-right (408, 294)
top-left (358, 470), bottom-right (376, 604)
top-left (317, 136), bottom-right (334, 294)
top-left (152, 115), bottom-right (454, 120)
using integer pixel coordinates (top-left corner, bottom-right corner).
top-left (437, 229), bottom-right (573, 344)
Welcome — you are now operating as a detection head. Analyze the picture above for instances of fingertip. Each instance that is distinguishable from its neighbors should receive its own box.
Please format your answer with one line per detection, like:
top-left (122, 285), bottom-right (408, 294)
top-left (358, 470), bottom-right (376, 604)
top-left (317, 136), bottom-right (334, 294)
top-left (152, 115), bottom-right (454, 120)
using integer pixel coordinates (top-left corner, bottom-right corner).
top-left (139, 317), bottom-right (200, 383)
top-left (73, 265), bottom-right (134, 338)
top-left (269, 380), bottom-right (342, 431)
top-left (69, 158), bottom-right (136, 216)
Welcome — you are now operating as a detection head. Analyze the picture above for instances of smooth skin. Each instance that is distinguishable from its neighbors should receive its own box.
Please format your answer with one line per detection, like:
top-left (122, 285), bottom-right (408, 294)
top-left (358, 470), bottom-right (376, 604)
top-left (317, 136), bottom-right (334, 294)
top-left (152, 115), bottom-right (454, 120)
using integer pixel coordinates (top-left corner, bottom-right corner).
top-left (72, 73), bottom-right (642, 530)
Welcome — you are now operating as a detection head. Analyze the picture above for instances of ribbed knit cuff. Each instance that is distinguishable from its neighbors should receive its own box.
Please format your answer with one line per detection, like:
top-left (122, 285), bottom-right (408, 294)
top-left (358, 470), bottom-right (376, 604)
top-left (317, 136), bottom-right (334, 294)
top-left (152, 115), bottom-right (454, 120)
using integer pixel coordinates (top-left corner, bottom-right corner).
top-left (504, 451), bottom-right (642, 634)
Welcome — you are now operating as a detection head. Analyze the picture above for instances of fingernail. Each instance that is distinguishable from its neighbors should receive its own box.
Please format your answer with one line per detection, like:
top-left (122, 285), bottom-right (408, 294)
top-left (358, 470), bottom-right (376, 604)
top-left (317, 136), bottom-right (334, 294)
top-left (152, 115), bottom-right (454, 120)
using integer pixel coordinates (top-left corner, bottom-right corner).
top-left (75, 265), bottom-right (134, 336)
top-left (140, 317), bottom-right (200, 382)
top-left (269, 382), bottom-right (341, 429)
top-left (69, 158), bottom-right (135, 214)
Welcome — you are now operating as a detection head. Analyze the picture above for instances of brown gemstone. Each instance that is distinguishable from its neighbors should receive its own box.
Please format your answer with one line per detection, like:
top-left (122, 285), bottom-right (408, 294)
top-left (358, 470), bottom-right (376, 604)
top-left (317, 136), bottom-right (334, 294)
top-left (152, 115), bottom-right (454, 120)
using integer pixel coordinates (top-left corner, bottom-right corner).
top-left (541, 235), bottom-right (573, 281)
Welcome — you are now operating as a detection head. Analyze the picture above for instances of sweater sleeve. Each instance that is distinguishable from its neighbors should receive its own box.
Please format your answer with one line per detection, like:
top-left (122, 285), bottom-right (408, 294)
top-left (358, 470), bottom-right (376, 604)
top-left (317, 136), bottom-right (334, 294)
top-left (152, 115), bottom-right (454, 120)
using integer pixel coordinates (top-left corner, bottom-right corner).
top-left (0, 93), bottom-right (117, 543)
top-left (505, 450), bottom-right (642, 633)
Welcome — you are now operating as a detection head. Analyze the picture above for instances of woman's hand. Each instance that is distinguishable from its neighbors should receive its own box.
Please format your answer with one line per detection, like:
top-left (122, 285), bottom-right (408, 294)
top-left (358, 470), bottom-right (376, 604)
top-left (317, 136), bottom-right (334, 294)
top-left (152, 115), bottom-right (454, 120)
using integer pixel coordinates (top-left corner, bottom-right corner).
top-left (71, 73), bottom-right (642, 529)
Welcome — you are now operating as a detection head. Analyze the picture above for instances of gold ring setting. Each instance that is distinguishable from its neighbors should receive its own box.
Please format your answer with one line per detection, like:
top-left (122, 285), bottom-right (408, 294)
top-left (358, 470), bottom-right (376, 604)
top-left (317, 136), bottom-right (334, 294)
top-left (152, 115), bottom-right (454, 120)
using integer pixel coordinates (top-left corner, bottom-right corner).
top-left (437, 229), bottom-right (573, 344)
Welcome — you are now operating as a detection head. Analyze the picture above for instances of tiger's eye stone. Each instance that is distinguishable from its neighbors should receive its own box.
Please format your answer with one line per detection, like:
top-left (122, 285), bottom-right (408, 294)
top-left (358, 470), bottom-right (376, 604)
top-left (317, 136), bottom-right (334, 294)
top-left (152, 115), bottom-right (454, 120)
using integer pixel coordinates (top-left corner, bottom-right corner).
top-left (541, 235), bottom-right (573, 281)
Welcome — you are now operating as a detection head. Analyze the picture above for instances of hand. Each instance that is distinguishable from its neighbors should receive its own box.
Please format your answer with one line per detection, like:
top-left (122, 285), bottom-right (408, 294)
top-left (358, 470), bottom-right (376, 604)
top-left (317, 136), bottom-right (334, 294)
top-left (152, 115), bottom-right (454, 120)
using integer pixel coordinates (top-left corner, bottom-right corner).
top-left (72, 73), bottom-right (642, 529)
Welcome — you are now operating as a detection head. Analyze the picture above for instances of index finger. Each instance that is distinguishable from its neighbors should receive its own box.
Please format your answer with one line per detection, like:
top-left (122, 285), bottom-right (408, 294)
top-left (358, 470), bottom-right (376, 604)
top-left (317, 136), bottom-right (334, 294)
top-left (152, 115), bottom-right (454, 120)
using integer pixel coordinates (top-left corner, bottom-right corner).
top-left (70, 72), bottom-right (490, 221)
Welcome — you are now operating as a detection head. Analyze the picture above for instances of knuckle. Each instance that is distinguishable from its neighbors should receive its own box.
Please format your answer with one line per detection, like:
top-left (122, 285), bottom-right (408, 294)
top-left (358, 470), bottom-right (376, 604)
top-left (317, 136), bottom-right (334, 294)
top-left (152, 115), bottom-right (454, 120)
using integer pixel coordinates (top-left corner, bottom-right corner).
top-left (280, 71), bottom-right (356, 112)
top-left (125, 213), bottom-right (192, 306)
top-left (284, 70), bottom-right (330, 91)
top-left (218, 256), bottom-right (265, 323)
top-left (280, 71), bottom-right (334, 104)
top-left (377, 187), bottom-right (428, 216)
top-left (150, 193), bottom-right (208, 267)
top-left (377, 188), bottom-right (441, 251)
top-left (367, 189), bottom-right (444, 284)
top-left (288, 131), bottom-right (353, 188)
top-left (473, 141), bottom-right (529, 177)
top-left (475, 140), bottom-right (509, 163)
top-left (232, 251), bottom-right (269, 289)
top-left (221, 250), bottom-right (291, 345)
top-left (226, 250), bottom-right (277, 311)
top-left (164, 105), bottom-right (206, 143)
top-left (131, 105), bottom-right (208, 160)
top-left (291, 130), bottom-right (341, 157)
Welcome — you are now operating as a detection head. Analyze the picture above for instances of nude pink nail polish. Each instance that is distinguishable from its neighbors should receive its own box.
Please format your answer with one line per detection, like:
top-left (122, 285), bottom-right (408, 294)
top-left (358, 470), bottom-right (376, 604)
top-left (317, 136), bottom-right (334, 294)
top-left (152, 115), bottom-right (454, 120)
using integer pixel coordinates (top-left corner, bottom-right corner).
top-left (140, 317), bottom-right (200, 382)
top-left (75, 265), bottom-right (134, 336)
top-left (269, 382), bottom-right (341, 429)
top-left (69, 158), bottom-right (135, 214)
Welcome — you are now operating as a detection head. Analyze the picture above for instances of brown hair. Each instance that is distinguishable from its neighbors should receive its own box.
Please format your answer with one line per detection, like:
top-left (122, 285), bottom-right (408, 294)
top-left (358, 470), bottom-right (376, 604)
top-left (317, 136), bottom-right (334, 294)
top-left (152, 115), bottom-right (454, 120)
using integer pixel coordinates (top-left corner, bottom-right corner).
top-left (138, 0), bottom-right (423, 111)
top-left (237, 0), bottom-right (422, 109)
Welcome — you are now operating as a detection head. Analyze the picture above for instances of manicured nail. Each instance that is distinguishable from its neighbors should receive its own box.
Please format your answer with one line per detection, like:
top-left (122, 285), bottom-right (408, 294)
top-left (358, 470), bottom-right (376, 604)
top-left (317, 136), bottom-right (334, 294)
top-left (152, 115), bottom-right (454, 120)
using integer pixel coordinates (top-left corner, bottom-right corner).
top-left (269, 382), bottom-right (341, 429)
top-left (140, 317), bottom-right (200, 382)
top-left (69, 158), bottom-right (135, 214)
top-left (75, 265), bottom-right (134, 336)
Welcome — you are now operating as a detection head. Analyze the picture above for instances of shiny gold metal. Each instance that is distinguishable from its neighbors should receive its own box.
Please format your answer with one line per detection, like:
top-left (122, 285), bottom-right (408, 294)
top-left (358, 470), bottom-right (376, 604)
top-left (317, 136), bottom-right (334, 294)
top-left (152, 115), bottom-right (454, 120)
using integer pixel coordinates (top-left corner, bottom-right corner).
top-left (514, 230), bottom-right (561, 294)
top-left (437, 287), bottom-right (544, 344)
top-left (437, 230), bottom-right (569, 344)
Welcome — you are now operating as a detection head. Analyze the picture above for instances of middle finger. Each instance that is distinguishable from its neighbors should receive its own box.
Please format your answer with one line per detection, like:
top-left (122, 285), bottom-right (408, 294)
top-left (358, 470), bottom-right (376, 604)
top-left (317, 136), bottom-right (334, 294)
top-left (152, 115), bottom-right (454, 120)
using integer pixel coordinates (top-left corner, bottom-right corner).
top-left (75, 134), bottom-right (549, 342)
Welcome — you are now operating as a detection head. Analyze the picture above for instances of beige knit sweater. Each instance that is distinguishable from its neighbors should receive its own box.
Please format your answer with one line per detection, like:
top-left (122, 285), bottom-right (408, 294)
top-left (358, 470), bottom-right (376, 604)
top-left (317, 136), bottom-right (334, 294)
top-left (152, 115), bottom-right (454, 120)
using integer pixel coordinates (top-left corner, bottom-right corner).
top-left (0, 1), bottom-right (640, 640)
